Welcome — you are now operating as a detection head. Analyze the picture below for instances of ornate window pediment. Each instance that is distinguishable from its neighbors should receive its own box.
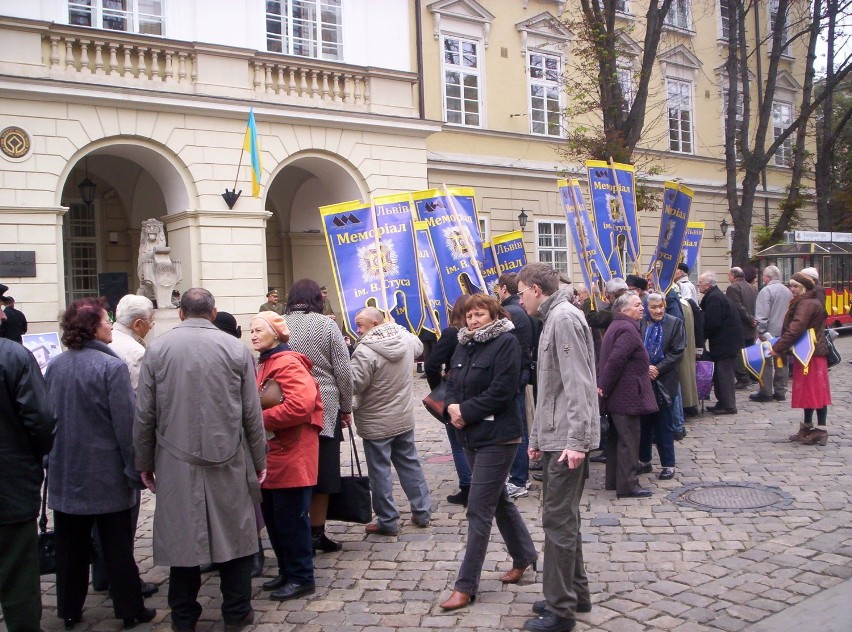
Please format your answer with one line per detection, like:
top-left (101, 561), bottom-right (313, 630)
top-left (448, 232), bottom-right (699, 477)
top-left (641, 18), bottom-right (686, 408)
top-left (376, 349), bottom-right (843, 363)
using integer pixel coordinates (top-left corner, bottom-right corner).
top-left (774, 70), bottom-right (801, 95)
top-left (659, 44), bottom-right (702, 81)
top-left (428, 0), bottom-right (495, 47)
top-left (516, 12), bottom-right (572, 56)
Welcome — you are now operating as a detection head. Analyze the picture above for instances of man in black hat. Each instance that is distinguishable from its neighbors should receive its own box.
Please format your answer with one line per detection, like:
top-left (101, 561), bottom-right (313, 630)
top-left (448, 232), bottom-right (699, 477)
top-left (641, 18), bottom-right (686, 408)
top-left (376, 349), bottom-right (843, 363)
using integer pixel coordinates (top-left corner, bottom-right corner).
top-left (0, 296), bottom-right (27, 343)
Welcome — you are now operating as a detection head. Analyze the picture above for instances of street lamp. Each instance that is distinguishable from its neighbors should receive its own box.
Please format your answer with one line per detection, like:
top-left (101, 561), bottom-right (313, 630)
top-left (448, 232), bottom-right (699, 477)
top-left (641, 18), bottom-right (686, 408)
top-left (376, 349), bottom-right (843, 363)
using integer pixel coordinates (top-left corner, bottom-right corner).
top-left (715, 217), bottom-right (730, 241)
top-left (517, 208), bottom-right (528, 230)
top-left (78, 157), bottom-right (96, 207)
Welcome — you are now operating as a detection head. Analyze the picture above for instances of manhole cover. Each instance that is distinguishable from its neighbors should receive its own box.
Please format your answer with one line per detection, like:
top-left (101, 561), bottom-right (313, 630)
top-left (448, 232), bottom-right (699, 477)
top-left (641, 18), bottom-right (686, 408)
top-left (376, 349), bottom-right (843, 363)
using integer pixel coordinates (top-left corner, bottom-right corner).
top-left (668, 482), bottom-right (793, 513)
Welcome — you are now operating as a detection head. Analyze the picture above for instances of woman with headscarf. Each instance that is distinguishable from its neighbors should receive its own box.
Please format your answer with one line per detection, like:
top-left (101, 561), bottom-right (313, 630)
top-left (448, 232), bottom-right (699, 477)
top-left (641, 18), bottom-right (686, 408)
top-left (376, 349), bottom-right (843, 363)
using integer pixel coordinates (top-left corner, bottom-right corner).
top-left (638, 293), bottom-right (685, 481)
top-left (251, 311), bottom-right (324, 601)
top-left (439, 294), bottom-right (536, 611)
top-left (46, 298), bottom-right (154, 630)
top-left (284, 279), bottom-right (354, 554)
top-left (770, 272), bottom-right (832, 445)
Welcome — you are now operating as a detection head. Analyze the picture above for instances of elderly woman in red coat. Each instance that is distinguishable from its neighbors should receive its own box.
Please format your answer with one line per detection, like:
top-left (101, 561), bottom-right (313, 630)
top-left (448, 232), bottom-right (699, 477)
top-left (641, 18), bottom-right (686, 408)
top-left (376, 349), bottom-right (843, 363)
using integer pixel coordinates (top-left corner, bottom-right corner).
top-left (250, 311), bottom-right (324, 602)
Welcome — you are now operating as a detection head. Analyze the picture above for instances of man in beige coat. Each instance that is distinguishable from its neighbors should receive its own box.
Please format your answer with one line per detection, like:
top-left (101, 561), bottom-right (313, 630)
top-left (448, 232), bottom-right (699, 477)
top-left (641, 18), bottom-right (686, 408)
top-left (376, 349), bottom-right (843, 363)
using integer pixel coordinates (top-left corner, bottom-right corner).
top-left (351, 307), bottom-right (431, 537)
top-left (134, 288), bottom-right (266, 632)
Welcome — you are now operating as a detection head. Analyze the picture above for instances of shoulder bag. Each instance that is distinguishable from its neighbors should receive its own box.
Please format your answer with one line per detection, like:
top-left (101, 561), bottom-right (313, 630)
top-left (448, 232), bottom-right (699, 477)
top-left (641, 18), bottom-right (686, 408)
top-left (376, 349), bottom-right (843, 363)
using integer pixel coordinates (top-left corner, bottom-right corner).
top-left (825, 330), bottom-right (841, 368)
top-left (326, 424), bottom-right (372, 524)
top-left (38, 468), bottom-right (56, 575)
top-left (422, 378), bottom-right (448, 423)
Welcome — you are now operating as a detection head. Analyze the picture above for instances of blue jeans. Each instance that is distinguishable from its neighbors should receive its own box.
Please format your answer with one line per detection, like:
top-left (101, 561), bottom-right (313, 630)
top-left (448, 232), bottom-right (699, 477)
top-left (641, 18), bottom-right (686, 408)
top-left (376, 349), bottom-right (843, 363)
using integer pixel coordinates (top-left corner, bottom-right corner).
top-left (670, 385), bottom-right (684, 434)
top-left (639, 407), bottom-right (676, 468)
top-left (446, 424), bottom-right (472, 488)
top-left (508, 370), bottom-right (530, 487)
top-left (261, 487), bottom-right (314, 585)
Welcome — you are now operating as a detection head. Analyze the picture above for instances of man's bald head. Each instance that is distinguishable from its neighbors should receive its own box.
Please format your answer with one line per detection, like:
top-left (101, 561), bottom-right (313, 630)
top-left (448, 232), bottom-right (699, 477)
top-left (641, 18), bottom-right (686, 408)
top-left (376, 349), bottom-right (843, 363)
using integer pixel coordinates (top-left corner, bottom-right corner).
top-left (355, 307), bottom-right (384, 335)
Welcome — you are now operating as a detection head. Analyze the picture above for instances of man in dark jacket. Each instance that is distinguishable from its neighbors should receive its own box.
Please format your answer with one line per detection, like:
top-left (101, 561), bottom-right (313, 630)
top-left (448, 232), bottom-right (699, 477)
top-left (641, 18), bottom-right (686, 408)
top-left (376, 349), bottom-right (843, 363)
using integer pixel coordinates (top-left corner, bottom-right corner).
top-left (1, 296), bottom-right (27, 343)
top-left (726, 267), bottom-right (758, 388)
top-left (0, 338), bottom-right (57, 632)
top-left (698, 271), bottom-right (743, 414)
top-left (496, 272), bottom-right (534, 498)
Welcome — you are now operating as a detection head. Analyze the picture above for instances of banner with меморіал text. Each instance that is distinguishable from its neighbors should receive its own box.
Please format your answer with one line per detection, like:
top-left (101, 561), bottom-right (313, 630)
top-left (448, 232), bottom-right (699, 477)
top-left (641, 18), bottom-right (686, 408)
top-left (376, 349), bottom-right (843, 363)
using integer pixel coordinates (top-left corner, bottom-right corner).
top-left (647, 182), bottom-right (693, 295)
top-left (586, 160), bottom-right (641, 277)
top-left (559, 179), bottom-right (612, 305)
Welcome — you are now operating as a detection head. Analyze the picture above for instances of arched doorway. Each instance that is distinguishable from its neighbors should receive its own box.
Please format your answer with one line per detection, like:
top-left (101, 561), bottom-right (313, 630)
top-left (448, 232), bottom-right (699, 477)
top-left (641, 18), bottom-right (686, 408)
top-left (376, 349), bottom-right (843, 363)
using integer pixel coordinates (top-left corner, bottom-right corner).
top-left (265, 153), bottom-right (366, 300)
top-left (58, 141), bottom-right (194, 308)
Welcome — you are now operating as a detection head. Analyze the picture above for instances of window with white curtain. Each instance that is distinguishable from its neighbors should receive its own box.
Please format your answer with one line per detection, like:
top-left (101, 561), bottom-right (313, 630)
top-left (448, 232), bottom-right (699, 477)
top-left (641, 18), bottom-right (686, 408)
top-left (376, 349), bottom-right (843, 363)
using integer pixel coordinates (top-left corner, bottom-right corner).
top-left (443, 35), bottom-right (482, 127)
top-left (528, 52), bottom-right (562, 137)
top-left (266, 0), bottom-right (343, 60)
top-left (68, 0), bottom-right (164, 35)
top-left (667, 78), bottom-right (693, 154)
top-left (664, 0), bottom-right (691, 30)
top-left (773, 101), bottom-right (793, 166)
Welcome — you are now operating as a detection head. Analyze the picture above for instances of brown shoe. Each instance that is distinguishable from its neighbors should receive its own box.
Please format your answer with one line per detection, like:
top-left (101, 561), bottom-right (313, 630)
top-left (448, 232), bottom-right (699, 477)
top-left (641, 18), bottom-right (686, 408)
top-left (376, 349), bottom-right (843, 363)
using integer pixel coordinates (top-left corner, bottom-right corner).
top-left (500, 560), bottom-right (537, 584)
top-left (365, 523), bottom-right (398, 537)
top-left (800, 428), bottom-right (828, 446)
top-left (789, 424), bottom-right (814, 442)
top-left (440, 591), bottom-right (475, 611)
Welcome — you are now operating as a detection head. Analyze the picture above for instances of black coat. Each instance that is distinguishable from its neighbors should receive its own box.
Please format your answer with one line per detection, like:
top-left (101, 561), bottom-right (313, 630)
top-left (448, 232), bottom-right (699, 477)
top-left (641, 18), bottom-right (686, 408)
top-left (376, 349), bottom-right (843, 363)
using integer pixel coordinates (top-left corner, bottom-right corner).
top-left (445, 327), bottom-right (522, 449)
top-left (597, 314), bottom-right (658, 416)
top-left (424, 326), bottom-right (459, 390)
top-left (641, 314), bottom-right (686, 402)
top-left (700, 285), bottom-right (743, 359)
top-left (501, 294), bottom-right (533, 370)
top-left (0, 306), bottom-right (28, 343)
top-left (0, 339), bottom-right (56, 524)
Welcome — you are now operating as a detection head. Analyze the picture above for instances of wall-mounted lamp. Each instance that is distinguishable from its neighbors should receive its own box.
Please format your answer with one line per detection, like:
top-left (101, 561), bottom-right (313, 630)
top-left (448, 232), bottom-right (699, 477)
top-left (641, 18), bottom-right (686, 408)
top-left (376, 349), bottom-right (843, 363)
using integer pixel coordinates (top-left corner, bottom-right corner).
top-left (78, 157), bottom-right (96, 207)
top-left (714, 217), bottom-right (729, 241)
top-left (222, 188), bottom-right (242, 210)
top-left (518, 208), bottom-right (528, 230)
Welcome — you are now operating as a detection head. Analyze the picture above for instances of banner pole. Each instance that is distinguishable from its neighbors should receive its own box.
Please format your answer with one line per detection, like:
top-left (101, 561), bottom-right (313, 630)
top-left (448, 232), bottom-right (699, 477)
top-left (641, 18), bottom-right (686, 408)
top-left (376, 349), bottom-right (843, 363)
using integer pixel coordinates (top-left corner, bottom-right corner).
top-left (368, 194), bottom-right (390, 318)
top-left (566, 183), bottom-right (597, 311)
top-left (608, 157), bottom-right (638, 275)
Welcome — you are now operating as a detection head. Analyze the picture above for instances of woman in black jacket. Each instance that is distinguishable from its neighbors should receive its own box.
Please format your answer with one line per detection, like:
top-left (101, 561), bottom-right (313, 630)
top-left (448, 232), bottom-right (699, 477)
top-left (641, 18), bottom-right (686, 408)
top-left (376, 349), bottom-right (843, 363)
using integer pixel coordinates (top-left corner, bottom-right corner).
top-left (424, 296), bottom-right (471, 505)
top-left (439, 294), bottom-right (536, 611)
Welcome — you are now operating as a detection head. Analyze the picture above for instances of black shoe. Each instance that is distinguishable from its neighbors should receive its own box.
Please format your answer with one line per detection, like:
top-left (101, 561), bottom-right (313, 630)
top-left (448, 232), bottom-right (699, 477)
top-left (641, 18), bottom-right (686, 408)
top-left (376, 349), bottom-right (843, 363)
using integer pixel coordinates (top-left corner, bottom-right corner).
top-left (251, 538), bottom-right (265, 577)
top-left (523, 611), bottom-right (576, 632)
top-left (713, 408), bottom-right (738, 415)
top-left (123, 608), bottom-right (156, 629)
top-left (589, 453), bottom-right (607, 463)
top-left (170, 624), bottom-right (195, 632)
top-left (529, 461), bottom-right (543, 471)
top-left (749, 393), bottom-right (774, 402)
top-left (447, 486), bottom-right (469, 506)
top-left (658, 467), bottom-right (676, 480)
top-left (531, 471), bottom-right (544, 481)
top-left (683, 406), bottom-right (699, 418)
top-left (269, 582), bottom-right (316, 601)
top-left (617, 489), bottom-right (652, 499)
top-left (63, 616), bottom-right (82, 630)
top-left (141, 582), bottom-right (158, 598)
top-left (223, 610), bottom-right (254, 632)
top-left (673, 429), bottom-right (686, 441)
top-left (198, 563), bottom-right (218, 573)
top-left (772, 393), bottom-right (786, 401)
top-left (635, 462), bottom-right (652, 474)
top-left (312, 533), bottom-right (342, 554)
top-left (532, 601), bottom-right (591, 616)
top-left (262, 574), bottom-right (286, 591)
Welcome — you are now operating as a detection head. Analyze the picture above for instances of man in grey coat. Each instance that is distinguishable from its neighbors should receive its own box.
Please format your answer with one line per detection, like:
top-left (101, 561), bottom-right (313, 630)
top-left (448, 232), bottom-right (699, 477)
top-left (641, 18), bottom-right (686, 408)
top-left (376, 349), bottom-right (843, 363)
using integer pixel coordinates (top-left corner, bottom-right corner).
top-left (134, 289), bottom-right (266, 632)
top-left (518, 263), bottom-right (599, 632)
top-left (751, 266), bottom-right (793, 402)
top-left (350, 307), bottom-right (431, 536)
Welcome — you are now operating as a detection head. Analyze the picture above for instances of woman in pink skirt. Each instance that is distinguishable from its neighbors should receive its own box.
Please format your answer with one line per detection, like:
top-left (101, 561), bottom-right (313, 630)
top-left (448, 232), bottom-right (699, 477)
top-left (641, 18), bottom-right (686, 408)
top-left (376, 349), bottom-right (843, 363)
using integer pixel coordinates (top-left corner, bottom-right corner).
top-left (770, 272), bottom-right (832, 445)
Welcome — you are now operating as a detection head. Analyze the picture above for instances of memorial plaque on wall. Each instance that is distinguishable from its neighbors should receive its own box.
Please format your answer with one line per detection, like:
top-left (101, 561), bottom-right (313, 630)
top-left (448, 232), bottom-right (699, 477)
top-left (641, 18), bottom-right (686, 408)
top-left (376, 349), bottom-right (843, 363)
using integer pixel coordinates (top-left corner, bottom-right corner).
top-left (0, 251), bottom-right (36, 277)
top-left (98, 272), bottom-right (129, 313)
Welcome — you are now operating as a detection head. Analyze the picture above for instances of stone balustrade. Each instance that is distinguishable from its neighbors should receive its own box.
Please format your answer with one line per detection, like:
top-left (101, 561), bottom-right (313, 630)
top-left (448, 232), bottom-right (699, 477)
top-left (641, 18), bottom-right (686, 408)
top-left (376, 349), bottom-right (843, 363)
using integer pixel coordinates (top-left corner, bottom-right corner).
top-left (249, 57), bottom-right (370, 107)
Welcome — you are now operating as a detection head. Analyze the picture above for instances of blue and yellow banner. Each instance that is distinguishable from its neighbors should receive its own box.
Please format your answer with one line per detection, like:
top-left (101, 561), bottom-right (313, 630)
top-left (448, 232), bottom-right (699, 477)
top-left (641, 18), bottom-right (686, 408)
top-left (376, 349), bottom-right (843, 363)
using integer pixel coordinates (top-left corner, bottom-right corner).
top-left (320, 198), bottom-right (419, 339)
top-left (742, 337), bottom-right (777, 385)
top-left (412, 187), bottom-right (486, 310)
top-left (791, 328), bottom-right (817, 374)
top-left (415, 220), bottom-right (447, 333)
top-left (681, 222), bottom-right (704, 273)
top-left (480, 231), bottom-right (527, 294)
top-left (243, 108), bottom-right (262, 198)
top-left (648, 182), bottom-right (693, 295)
top-left (586, 160), bottom-right (641, 276)
top-left (559, 179), bottom-right (612, 303)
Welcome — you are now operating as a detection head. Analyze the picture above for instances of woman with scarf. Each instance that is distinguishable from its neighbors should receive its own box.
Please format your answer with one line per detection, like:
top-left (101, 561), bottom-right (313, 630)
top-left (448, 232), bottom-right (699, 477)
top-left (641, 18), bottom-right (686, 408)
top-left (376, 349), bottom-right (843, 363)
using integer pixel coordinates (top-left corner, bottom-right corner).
top-left (770, 272), bottom-right (832, 445)
top-left (251, 311), bottom-right (324, 601)
top-left (284, 279), bottom-right (354, 554)
top-left (638, 293), bottom-right (686, 481)
top-left (439, 294), bottom-right (537, 611)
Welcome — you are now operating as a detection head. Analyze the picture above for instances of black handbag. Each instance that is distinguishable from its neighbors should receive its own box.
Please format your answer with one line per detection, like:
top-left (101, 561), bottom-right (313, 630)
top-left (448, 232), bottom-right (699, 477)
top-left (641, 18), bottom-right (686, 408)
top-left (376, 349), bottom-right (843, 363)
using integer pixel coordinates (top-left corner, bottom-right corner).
top-left (422, 379), bottom-right (448, 422)
top-left (38, 469), bottom-right (56, 575)
top-left (825, 331), bottom-right (841, 368)
top-left (326, 424), bottom-right (372, 524)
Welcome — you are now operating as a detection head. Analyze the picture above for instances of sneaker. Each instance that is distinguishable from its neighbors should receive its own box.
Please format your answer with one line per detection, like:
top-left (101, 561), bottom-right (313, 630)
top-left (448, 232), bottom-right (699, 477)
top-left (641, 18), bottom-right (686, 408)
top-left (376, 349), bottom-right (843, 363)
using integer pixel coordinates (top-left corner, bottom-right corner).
top-left (506, 482), bottom-right (529, 498)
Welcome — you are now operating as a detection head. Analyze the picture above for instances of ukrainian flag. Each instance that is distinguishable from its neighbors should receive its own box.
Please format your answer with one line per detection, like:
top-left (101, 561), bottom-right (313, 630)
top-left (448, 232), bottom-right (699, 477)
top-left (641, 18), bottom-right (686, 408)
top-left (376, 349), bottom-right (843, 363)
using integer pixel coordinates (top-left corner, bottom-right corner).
top-left (243, 108), bottom-right (262, 197)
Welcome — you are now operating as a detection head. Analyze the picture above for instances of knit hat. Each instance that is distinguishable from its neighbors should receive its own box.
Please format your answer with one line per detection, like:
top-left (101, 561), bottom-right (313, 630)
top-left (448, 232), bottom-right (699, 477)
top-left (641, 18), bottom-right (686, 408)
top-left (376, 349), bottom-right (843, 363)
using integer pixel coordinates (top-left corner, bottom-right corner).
top-left (212, 311), bottom-right (241, 338)
top-left (625, 274), bottom-right (649, 291)
top-left (677, 262), bottom-right (690, 274)
top-left (254, 311), bottom-right (290, 342)
top-left (790, 272), bottom-right (815, 291)
top-left (800, 267), bottom-right (819, 281)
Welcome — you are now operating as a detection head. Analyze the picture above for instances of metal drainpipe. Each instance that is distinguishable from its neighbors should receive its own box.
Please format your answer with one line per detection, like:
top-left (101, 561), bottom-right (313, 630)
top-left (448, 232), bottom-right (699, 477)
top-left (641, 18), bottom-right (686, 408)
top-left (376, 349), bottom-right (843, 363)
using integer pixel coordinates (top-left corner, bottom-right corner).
top-left (415, 0), bottom-right (426, 120)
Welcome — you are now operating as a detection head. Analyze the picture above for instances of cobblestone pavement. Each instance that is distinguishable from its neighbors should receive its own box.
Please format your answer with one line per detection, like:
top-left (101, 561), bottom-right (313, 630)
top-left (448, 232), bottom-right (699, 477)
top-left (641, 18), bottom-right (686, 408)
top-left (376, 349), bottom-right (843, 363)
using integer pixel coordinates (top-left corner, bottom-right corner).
top-left (15, 336), bottom-right (852, 632)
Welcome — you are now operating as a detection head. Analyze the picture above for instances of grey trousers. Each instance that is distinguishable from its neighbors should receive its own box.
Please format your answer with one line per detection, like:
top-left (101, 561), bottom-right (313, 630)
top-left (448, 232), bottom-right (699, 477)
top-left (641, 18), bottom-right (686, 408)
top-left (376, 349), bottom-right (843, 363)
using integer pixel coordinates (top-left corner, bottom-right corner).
top-left (541, 452), bottom-right (591, 619)
top-left (758, 353), bottom-right (788, 398)
top-left (454, 443), bottom-right (537, 596)
top-left (713, 356), bottom-right (737, 410)
top-left (362, 429), bottom-right (431, 530)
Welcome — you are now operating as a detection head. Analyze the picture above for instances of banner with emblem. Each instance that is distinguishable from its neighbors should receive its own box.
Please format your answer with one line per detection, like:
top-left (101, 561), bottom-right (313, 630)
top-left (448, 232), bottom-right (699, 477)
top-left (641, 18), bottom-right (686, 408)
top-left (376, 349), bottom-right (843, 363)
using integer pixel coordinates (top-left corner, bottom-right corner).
top-left (681, 222), bottom-right (704, 273)
top-left (586, 160), bottom-right (641, 276)
top-left (415, 220), bottom-right (447, 333)
top-left (559, 179), bottom-right (611, 304)
top-left (647, 182), bottom-right (693, 295)
top-left (411, 187), bottom-right (486, 310)
top-left (480, 231), bottom-right (527, 295)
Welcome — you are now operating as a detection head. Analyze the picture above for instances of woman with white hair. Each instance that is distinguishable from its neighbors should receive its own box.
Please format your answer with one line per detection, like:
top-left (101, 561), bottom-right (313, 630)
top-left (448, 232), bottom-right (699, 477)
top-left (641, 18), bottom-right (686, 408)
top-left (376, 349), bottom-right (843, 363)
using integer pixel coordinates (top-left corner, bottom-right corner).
top-left (109, 294), bottom-right (154, 390)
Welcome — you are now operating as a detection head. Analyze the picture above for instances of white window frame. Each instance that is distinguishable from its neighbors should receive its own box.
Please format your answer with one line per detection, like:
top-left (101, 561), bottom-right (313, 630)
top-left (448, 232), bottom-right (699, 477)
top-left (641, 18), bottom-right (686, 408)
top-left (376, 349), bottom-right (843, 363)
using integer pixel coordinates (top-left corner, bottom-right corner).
top-left (664, 0), bottom-right (692, 31)
top-left (441, 33), bottom-right (484, 128)
top-left (63, 201), bottom-right (103, 306)
top-left (768, 0), bottom-right (791, 58)
top-left (615, 0), bottom-right (630, 14)
top-left (722, 87), bottom-right (745, 161)
top-left (68, 0), bottom-right (165, 35)
top-left (772, 101), bottom-right (794, 166)
top-left (666, 78), bottom-right (694, 154)
top-left (535, 220), bottom-right (569, 275)
top-left (527, 50), bottom-right (563, 137)
top-left (479, 217), bottom-right (490, 243)
top-left (719, 0), bottom-right (733, 42)
top-left (266, 0), bottom-right (343, 61)
top-left (617, 65), bottom-right (635, 116)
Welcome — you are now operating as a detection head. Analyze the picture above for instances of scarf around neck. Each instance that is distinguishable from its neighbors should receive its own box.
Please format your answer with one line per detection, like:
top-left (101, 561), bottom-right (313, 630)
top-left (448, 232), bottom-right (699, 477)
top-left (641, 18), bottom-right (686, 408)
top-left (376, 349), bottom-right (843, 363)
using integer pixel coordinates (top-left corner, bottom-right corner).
top-left (456, 317), bottom-right (515, 345)
top-left (644, 317), bottom-right (665, 364)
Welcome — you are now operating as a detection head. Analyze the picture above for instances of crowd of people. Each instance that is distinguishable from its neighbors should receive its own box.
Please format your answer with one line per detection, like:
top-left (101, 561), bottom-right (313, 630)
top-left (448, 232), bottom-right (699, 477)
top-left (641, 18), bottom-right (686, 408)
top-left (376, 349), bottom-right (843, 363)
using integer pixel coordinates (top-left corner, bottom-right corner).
top-left (0, 260), bottom-right (837, 632)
